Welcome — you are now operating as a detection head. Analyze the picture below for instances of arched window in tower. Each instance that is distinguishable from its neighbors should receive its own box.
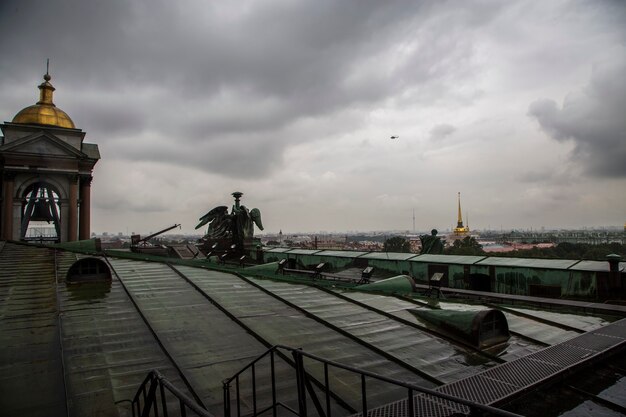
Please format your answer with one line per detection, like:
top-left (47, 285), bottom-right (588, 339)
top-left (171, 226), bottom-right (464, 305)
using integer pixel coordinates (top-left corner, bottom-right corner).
top-left (21, 182), bottom-right (61, 242)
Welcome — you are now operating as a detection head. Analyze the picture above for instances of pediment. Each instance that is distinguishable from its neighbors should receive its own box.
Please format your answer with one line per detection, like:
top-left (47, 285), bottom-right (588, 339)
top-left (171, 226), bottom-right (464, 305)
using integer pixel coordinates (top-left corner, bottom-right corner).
top-left (0, 131), bottom-right (85, 159)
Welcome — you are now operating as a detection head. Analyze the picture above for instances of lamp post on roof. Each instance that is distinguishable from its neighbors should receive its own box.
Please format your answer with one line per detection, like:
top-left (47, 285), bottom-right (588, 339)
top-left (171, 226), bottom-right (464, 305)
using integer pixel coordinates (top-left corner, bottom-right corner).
top-left (232, 191), bottom-right (243, 209)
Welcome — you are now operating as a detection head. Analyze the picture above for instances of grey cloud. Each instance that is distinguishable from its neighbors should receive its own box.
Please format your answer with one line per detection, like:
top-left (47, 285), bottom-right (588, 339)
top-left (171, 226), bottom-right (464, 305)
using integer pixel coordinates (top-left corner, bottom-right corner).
top-left (3, 1), bottom-right (626, 234)
top-left (528, 53), bottom-right (626, 178)
top-left (71, 102), bottom-right (146, 137)
top-left (0, 0), bottom-right (501, 178)
top-left (430, 124), bottom-right (456, 141)
top-left (109, 130), bottom-right (287, 179)
top-left (518, 169), bottom-right (555, 184)
top-left (95, 196), bottom-right (170, 213)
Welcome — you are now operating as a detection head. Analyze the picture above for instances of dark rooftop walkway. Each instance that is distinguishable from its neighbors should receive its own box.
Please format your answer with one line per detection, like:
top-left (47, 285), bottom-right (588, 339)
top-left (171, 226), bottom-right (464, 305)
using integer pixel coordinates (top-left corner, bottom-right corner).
top-left (0, 242), bottom-right (66, 417)
top-left (351, 317), bottom-right (626, 416)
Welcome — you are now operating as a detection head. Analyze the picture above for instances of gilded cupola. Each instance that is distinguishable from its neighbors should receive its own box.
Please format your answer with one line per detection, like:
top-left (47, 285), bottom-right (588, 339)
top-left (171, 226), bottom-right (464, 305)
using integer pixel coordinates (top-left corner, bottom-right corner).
top-left (12, 71), bottom-right (76, 129)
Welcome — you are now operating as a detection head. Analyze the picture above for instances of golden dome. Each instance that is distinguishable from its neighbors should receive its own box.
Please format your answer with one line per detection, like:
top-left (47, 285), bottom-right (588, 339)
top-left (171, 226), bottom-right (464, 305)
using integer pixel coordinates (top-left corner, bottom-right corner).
top-left (12, 73), bottom-right (75, 129)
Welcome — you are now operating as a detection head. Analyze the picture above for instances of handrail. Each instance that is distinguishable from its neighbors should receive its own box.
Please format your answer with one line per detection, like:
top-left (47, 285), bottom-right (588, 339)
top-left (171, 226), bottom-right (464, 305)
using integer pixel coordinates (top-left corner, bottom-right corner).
top-left (223, 344), bottom-right (524, 417)
top-left (124, 369), bottom-right (215, 417)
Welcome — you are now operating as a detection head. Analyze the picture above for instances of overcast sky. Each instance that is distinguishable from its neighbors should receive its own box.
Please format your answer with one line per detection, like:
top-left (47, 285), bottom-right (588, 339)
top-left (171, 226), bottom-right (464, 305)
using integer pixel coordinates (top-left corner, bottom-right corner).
top-left (1, 0), bottom-right (625, 235)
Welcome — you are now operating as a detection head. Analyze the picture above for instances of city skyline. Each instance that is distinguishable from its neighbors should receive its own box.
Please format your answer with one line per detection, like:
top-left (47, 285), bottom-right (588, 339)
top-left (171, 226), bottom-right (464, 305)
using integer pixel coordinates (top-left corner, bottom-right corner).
top-left (1, 1), bottom-right (625, 235)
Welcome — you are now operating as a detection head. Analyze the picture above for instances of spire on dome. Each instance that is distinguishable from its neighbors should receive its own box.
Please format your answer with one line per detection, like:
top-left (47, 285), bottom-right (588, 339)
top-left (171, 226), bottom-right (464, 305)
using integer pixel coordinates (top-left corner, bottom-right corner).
top-left (11, 61), bottom-right (76, 129)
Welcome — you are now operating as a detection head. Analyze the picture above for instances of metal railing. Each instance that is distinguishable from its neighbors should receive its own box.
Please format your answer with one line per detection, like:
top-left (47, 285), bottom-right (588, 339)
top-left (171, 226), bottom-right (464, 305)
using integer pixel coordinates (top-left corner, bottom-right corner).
top-left (223, 345), bottom-right (523, 417)
top-left (121, 370), bottom-right (215, 417)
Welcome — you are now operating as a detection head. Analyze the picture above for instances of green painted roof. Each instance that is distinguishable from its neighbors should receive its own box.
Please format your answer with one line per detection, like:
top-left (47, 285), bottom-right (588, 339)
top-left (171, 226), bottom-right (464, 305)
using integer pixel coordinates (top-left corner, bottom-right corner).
top-left (53, 238), bottom-right (100, 253)
top-left (2, 241), bottom-right (625, 417)
top-left (359, 252), bottom-right (418, 261)
top-left (569, 260), bottom-right (614, 272)
top-left (356, 275), bottom-right (415, 293)
top-left (285, 248), bottom-right (322, 255)
top-left (315, 250), bottom-right (369, 258)
top-left (412, 254), bottom-right (487, 265)
top-left (265, 247), bottom-right (292, 253)
top-left (476, 257), bottom-right (578, 269)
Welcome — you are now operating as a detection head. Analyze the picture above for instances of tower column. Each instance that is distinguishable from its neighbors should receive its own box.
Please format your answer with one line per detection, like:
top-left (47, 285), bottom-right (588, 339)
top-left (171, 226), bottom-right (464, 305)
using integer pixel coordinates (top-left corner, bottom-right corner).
top-left (79, 175), bottom-right (92, 240)
top-left (2, 172), bottom-right (15, 240)
top-left (68, 175), bottom-right (78, 241)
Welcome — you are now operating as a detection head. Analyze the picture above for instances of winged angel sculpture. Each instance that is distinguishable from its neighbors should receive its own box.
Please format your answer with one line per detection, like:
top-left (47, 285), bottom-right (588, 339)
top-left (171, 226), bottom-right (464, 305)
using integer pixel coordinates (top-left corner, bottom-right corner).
top-left (195, 192), bottom-right (263, 250)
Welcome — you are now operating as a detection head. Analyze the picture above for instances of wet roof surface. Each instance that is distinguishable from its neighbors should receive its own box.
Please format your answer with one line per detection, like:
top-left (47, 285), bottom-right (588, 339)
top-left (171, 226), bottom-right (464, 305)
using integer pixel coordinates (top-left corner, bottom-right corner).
top-left (283, 248), bottom-right (322, 255)
top-left (358, 252), bottom-right (418, 261)
top-left (570, 259), bottom-right (626, 272)
top-left (1, 242), bottom-right (625, 417)
top-left (476, 257), bottom-right (579, 269)
top-left (314, 250), bottom-right (370, 258)
top-left (412, 254), bottom-right (487, 265)
top-left (264, 247), bottom-right (291, 253)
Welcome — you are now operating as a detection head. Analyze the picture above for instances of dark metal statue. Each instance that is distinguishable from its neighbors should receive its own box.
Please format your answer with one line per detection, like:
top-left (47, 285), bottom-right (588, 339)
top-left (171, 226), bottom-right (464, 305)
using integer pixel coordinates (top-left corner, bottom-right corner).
top-left (196, 192), bottom-right (264, 253)
top-left (196, 206), bottom-right (231, 240)
top-left (420, 229), bottom-right (444, 254)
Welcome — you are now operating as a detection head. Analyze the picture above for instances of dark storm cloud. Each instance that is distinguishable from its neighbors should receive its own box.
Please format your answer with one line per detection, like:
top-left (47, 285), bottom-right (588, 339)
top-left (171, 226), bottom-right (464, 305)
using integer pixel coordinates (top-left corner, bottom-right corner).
top-left (0, 0), bottom-right (504, 178)
top-left (108, 130), bottom-right (286, 178)
top-left (528, 53), bottom-right (626, 178)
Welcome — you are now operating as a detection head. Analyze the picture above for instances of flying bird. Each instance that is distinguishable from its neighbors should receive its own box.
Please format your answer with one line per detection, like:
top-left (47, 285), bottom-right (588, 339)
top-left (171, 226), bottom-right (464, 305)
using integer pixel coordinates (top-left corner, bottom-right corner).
top-left (390, 135), bottom-right (399, 140)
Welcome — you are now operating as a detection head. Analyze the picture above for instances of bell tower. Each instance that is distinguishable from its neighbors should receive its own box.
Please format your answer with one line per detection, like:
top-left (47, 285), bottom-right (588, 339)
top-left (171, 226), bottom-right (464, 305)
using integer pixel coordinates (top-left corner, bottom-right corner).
top-left (0, 69), bottom-right (100, 242)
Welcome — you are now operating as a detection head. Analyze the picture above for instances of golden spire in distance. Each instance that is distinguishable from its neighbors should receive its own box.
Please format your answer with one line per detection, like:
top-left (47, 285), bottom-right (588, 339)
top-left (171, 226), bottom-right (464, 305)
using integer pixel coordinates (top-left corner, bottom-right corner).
top-left (454, 192), bottom-right (470, 236)
top-left (457, 192), bottom-right (464, 228)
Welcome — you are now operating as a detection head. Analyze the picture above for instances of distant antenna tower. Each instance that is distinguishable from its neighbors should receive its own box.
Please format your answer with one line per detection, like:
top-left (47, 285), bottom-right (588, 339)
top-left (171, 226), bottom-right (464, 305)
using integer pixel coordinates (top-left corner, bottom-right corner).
top-left (413, 209), bottom-right (415, 233)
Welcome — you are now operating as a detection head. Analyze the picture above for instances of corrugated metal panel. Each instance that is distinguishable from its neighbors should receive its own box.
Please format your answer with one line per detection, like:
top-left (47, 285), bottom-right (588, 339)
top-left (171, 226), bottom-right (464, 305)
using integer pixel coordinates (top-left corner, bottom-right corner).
top-left (359, 253), bottom-right (418, 261)
top-left (499, 306), bottom-right (612, 332)
top-left (337, 292), bottom-right (546, 362)
top-left (357, 318), bottom-right (626, 417)
top-left (476, 257), bottom-right (578, 269)
top-left (174, 264), bottom-right (430, 410)
top-left (0, 243), bottom-right (67, 417)
top-left (499, 311), bottom-right (580, 345)
top-left (432, 301), bottom-right (585, 344)
top-left (246, 278), bottom-right (496, 384)
top-left (56, 251), bottom-right (189, 416)
top-left (443, 318), bottom-right (626, 404)
top-left (108, 259), bottom-right (297, 416)
top-left (411, 254), bottom-right (486, 265)
top-left (285, 249), bottom-right (323, 255)
top-left (315, 250), bottom-right (369, 258)
top-left (264, 247), bottom-right (291, 253)
top-left (569, 260), bottom-right (611, 272)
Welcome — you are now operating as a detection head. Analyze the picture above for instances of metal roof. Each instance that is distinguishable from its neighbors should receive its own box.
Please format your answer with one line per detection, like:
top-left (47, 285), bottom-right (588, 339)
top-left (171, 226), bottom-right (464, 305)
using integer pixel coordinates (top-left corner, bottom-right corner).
top-left (569, 260), bottom-right (625, 272)
top-left (412, 254), bottom-right (487, 265)
top-left (250, 279), bottom-right (495, 384)
top-left (315, 250), bottom-right (370, 258)
top-left (284, 248), bottom-right (322, 255)
top-left (264, 247), bottom-right (291, 253)
top-left (476, 257), bottom-right (579, 269)
top-left (173, 264), bottom-right (428, 410)
top-left (2, 241), bottom-right (625, 417)
top-left (358, 252), bottom-right (418, 261)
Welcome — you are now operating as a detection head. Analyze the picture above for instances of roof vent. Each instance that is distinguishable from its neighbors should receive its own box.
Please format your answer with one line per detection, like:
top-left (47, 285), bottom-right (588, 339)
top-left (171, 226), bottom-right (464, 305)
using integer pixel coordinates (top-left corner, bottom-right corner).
top-left (66, 257), bottom-right (111, 283)
top-left (410, 308), bottom-right (510, 349)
